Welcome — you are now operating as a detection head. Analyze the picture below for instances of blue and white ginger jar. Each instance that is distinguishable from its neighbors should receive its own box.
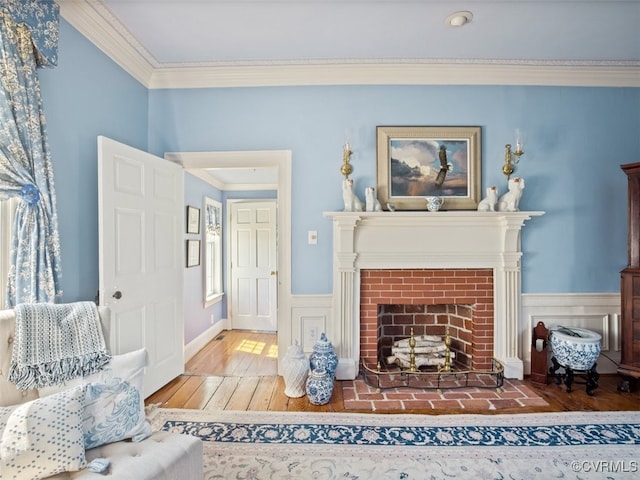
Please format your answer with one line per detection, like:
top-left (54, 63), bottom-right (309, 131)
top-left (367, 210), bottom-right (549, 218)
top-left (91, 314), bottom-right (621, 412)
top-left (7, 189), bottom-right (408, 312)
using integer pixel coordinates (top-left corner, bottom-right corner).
top-left (305, 368), bottom-right (333, 405)
top-left (309, 333), bottom-right (338, 380)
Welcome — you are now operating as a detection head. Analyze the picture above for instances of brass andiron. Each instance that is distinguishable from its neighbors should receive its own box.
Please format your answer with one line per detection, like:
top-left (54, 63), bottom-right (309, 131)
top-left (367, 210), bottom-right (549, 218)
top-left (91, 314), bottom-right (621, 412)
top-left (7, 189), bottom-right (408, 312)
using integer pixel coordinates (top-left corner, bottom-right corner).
top-left (501, 142), bottom-right (524, 180)
top-left (438, 326), bottom-right (452, 373)
top-left (408, 328), bottom-right (417, 372)
top-left (340, 143), bottom-right (353, 179)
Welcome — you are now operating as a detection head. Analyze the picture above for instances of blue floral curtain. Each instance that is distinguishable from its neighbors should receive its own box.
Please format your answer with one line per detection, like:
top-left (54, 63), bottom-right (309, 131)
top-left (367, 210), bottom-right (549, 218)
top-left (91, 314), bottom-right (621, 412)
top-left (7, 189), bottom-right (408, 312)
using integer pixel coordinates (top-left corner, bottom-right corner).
top-left (0, 2), bottom-right (61, 306)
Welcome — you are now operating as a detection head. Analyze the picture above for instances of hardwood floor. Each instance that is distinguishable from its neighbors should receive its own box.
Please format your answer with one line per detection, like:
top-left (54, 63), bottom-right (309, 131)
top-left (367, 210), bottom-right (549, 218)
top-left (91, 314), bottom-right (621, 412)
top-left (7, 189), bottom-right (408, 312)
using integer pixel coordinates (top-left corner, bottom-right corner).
top-left (146, 330), bottom-right (640, 414)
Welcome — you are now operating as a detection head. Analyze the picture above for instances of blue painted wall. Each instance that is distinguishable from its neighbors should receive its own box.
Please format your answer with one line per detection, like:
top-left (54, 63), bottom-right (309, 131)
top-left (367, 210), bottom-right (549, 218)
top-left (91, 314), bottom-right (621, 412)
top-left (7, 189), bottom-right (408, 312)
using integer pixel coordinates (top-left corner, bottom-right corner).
top-left (38, 19), bottom-right (148, 303)
top-left (35, 20), bottom-right (640, 345)
top-left (148, 85), bottom-right (640, 295)
top-left (183, 174), bottom-right (224, 343)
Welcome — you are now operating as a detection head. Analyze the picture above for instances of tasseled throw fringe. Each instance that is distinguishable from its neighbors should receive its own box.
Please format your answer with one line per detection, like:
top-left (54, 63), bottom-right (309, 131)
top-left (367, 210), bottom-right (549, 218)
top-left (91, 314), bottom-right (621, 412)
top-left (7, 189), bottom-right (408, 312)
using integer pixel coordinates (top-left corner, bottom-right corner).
top-left (9, 301), bottom-right (111, 390)
top-left (8, 351), bottom-right (111, 390)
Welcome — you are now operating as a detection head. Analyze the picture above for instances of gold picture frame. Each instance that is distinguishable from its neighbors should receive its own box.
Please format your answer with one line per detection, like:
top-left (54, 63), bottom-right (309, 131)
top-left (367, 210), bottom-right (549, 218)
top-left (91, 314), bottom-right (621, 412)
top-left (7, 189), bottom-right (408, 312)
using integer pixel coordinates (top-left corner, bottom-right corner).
top-left (376, 126), bottom-right (481, 210)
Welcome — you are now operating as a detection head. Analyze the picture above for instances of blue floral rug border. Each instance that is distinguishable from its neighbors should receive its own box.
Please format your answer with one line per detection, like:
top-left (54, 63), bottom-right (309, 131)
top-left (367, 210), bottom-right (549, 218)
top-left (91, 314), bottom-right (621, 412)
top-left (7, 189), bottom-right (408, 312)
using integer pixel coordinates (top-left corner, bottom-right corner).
top-left (161, 420), bottom-right (640, 448)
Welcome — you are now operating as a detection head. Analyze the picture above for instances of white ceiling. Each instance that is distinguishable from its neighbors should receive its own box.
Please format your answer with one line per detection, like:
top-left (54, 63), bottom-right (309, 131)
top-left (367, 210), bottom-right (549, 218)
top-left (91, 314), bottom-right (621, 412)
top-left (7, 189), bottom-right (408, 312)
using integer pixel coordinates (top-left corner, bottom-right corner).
top-left (57, 0), bottom-right (640, 186)
top-left (58, 0), bottom-right (640, 90)
top-left (65, 0), bottom-right (640, 65)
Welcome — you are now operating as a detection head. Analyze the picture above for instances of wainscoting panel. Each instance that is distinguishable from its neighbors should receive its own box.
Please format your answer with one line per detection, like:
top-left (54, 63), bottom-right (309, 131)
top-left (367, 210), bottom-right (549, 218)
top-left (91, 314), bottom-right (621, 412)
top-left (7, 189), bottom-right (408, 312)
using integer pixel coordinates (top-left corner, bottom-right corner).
top-left (289, 293), bottom-right (621, 376)
top-left (290, 295), bottom-right (332, 354)
top-left (521, 293), bottom-right (621, 375)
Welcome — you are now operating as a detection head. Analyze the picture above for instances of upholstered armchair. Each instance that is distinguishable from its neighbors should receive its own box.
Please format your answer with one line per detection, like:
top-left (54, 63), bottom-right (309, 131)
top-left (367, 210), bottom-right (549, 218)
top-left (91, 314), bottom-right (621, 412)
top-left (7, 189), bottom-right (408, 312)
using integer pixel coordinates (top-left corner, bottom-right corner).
top-left (0, 306), bottom-right (203, 479)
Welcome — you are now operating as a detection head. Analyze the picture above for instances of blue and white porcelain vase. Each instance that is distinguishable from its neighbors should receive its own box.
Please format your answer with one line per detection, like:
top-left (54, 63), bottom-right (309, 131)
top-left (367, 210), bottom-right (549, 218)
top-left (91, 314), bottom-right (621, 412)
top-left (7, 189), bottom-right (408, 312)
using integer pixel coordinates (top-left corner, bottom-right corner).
top-left (309, 333), bottom-right (338, 380)
top-left (305, 368), bottom-right (333, 405)
top-left (282, 340), bottom-right (309, 398)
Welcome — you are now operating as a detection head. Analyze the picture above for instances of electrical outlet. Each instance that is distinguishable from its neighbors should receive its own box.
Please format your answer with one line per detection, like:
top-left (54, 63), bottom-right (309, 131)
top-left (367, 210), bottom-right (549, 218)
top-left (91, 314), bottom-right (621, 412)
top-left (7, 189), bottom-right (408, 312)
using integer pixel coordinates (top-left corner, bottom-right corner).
top-left (303, 325), bottom-right (320, 351)
top-left (210, 314), bottom-right (215, 325)
top-left (309, 326), bottom-right (318, 343)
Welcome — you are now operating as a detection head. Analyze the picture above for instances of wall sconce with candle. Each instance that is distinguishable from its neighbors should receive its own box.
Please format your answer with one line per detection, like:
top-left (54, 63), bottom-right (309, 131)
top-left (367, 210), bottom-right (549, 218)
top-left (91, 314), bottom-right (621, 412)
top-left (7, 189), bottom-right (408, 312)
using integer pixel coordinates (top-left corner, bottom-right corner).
top-left (501, 130), bottom-right (525, 180)
top-left (340, 142), bottom-right (353, 179)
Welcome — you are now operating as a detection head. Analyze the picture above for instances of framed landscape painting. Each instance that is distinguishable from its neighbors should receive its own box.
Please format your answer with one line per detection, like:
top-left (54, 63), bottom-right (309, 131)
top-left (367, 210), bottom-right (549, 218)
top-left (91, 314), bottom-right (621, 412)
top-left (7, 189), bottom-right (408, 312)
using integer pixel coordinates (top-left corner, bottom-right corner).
top-left (376, 126), bottom-right (481, 210)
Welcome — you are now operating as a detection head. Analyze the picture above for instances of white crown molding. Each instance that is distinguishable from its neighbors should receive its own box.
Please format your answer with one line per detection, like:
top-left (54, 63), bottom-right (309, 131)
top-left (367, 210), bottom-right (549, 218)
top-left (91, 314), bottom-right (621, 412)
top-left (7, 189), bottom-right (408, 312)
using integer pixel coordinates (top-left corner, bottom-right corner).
top-left (148, 61), bottom-right (640, 89)
top-left (59, 1), bottom-right (640, 89)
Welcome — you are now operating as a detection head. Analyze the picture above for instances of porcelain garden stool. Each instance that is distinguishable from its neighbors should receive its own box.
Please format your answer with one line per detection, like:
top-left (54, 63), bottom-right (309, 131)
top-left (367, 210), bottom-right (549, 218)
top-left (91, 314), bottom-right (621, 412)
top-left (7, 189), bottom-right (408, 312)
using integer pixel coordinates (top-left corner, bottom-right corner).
top-left (548, 327), bottom-right (601, 396)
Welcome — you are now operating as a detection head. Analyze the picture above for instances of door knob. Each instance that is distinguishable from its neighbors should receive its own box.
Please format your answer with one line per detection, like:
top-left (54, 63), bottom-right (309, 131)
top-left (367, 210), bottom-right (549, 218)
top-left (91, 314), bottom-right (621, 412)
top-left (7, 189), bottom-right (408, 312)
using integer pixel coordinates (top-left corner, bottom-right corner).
top-left (112, 291), bottom-right (122, 299)
top-left (270, 271), bottom-right (277, 276)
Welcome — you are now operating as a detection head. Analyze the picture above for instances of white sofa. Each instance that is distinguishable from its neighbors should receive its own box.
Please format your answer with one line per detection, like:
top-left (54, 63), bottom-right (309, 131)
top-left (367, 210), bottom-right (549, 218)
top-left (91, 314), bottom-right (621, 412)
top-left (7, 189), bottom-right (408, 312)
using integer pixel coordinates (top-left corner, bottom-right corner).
top-left (0, 307), bottom-right (204, 479)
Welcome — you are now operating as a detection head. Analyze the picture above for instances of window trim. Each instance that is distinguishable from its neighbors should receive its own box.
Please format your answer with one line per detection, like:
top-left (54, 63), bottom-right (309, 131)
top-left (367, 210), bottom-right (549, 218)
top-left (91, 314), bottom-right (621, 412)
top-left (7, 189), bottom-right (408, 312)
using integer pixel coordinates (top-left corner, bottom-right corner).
top-left (203, 196), bottom-right (223, 307)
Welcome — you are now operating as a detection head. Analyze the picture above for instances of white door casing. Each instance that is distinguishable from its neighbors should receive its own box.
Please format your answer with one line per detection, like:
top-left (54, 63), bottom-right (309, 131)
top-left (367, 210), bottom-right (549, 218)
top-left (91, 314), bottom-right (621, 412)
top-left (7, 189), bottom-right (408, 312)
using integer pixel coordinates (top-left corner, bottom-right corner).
top-left (164, 149), bottom-right (292, 373)
top-left (230, 200), bottom-right (277, 331)
top-left (98, 136), bottom-right (184, 397)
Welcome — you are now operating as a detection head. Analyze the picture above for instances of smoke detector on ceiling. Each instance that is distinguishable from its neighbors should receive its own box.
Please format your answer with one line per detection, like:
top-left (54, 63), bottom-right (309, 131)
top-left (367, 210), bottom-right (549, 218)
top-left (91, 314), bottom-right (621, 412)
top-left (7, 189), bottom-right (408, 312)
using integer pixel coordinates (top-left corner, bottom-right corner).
top-left (446, 11), bottom-right (473, 28)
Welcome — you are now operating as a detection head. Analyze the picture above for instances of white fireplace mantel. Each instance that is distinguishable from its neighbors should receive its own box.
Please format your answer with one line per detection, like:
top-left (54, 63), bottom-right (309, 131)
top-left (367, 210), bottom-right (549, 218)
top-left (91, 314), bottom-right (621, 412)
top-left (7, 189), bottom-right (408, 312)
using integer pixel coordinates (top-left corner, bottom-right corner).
top-left (323, 210), bottom-right (545, 380)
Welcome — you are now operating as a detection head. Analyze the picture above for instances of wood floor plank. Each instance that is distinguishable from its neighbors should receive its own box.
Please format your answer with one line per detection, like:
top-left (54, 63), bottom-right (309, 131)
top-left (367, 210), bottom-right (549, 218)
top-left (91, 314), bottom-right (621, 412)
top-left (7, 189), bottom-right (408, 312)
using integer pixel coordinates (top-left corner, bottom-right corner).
top-left (147, 330), bottom-right (640, 414)
top-left (268, 376), bottom-right (290, 411)
top-left (163, 375), bottom-right (206, 409)
top-left (249, 376), bottom-right (278, 411)
top-left (146, 375), bottom-right (189, 406)
top-left (287, 395), bottom-right (309, 411)
top-left (225, 376), bottom-right (260, 410)
top-left (204, 376), bottom-right (239, 410)
top-left (185, 332), bottom-right (237, 376)
top-left (183, 376), bottom-right (225, 410)
top-left (228, 333), bottom-right (268, 376)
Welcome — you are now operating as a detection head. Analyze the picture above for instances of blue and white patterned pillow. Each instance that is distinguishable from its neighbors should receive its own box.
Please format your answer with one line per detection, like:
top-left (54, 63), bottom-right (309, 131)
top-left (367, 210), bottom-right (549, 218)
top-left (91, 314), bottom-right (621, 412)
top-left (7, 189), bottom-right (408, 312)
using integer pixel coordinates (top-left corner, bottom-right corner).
top-left (39, 348), bottom-right (151, 449)
top-left (80, 348), bottom-right (151, 449)
top-left (0, 385), bottom-right (87, 479)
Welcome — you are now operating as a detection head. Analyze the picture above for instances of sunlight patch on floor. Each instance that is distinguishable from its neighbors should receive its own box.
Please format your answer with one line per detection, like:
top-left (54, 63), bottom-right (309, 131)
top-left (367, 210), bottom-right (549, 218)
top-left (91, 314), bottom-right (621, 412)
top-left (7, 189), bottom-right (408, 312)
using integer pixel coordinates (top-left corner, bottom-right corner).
top-left (236, 339), bottom-right (265, 354)
top-left (266, 345), bottom-right (278, 358)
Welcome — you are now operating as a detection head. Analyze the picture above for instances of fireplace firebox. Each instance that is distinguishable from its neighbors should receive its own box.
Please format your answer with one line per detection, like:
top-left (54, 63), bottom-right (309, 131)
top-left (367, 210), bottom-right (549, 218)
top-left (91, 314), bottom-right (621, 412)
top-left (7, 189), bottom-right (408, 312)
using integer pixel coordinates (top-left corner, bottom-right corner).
top-left (362, 268), bottom-right (493, 372)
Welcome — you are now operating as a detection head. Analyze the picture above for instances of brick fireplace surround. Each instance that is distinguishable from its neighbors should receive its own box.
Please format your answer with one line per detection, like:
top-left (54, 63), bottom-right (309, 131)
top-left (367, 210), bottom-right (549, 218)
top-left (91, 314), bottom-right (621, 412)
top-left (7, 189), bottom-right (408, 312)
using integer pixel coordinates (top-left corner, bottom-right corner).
top-left (361, 268), bottom-right (494, 371)
top-left (324, 210), bottom-right (543, 381)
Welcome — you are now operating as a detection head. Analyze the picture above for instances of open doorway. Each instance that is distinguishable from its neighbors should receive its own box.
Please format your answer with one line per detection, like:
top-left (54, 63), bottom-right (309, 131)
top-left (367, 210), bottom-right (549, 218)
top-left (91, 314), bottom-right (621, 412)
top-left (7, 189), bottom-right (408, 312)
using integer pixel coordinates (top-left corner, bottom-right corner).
top-left (165, 150), bottom-right (292, 373)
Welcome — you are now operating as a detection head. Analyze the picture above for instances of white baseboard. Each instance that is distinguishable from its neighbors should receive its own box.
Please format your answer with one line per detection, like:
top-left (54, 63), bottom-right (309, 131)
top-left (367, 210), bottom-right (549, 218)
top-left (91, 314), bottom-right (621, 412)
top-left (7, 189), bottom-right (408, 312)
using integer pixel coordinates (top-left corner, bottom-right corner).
top-left (184, 318), bottom-right (229, 362)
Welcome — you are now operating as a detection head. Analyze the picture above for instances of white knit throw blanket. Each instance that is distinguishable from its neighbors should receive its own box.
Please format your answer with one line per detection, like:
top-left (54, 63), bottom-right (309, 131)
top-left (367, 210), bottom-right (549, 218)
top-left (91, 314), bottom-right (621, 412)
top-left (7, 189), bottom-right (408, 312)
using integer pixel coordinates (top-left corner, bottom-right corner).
top-left (8, 301), bottom-right (111, 390)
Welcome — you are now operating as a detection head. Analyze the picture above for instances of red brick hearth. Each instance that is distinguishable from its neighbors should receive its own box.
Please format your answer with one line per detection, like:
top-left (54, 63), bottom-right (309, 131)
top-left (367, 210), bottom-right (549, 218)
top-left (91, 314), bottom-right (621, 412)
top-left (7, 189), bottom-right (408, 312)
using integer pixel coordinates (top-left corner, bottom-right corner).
top-left (360, 268), bottom-right (494, 371)
top-left (342, 378), bottom-right (549, 411)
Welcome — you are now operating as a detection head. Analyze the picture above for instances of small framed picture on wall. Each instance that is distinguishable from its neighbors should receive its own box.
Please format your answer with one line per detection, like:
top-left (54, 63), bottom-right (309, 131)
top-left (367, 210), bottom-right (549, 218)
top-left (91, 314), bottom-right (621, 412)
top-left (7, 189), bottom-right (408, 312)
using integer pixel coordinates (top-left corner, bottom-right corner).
top-left (186, 240), bottom-right (200, 267)
top-left (186, 205), bottom-right (200, 234)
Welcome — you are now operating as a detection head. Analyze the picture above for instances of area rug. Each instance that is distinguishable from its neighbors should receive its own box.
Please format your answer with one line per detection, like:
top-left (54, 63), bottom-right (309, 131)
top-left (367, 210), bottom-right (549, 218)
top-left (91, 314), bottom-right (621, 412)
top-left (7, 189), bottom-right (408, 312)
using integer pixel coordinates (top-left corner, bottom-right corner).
top-left (148, 408), bottom-right (640, 479)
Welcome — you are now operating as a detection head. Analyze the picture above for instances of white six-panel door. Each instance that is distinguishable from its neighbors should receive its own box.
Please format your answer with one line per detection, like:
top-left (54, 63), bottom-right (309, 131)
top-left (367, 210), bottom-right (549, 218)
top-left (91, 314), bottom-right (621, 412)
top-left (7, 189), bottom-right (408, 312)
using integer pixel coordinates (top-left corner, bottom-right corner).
top-left (98, 136), bottom-right (184, 397)
top-left (230, 200), bottom-right (277, 332)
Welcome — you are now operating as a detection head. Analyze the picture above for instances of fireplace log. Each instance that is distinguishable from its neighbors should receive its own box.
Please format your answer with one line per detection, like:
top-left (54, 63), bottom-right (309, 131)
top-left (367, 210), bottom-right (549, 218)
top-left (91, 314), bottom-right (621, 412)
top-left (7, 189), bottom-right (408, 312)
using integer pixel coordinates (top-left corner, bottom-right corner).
top-left (387, 351), bottom-right (456, 368)
top-left (393, 335), bottom-right (442, 347)
top-left (391, 345), bottom-right (446, 354)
